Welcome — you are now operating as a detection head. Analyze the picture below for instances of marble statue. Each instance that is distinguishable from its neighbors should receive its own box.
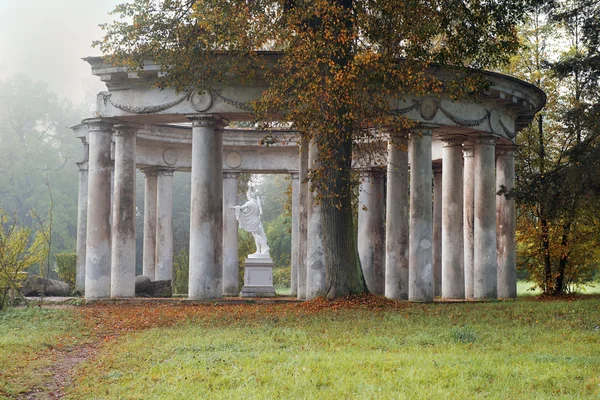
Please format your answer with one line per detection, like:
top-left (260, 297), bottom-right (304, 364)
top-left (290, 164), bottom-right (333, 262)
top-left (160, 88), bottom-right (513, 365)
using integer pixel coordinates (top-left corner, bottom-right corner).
top-left (230, 189), bottom-right (270, 255)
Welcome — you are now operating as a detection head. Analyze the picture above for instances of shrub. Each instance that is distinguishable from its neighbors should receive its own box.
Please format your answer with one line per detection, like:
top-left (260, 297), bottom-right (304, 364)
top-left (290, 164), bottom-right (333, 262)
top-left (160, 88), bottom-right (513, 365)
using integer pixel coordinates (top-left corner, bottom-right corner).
top-left (0, 210), bottom-right (46, 310)
top-left (173, 248), bottom-right (189, 295)
top-left (273, 266), bottom-right (291, 288)
top-left (55, 252), bottom-right (76, 287)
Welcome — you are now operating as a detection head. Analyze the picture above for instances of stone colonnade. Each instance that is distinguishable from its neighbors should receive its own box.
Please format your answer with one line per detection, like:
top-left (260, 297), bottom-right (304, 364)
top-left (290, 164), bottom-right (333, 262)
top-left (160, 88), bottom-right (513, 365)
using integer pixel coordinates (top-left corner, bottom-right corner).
top-left (76, 120), bottom-right (516, 301)
top-left (353, 129), bottom-right (517, 301)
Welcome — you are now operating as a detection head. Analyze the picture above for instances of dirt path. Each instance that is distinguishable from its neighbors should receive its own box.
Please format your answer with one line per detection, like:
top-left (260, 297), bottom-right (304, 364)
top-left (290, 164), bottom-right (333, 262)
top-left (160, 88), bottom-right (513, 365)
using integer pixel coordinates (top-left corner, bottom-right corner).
top-left (17, 342), bottom-right (98, 400)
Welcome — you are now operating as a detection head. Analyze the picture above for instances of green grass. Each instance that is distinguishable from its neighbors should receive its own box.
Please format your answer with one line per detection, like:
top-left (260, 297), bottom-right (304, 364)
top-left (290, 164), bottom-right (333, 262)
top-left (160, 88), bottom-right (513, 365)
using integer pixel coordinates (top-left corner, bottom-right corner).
top-left (68, 299), bottom-right (600, 399)
top-left (0, 308), bottom-right (86, 397)
top-left (518, 281), bottom-right (600, 296)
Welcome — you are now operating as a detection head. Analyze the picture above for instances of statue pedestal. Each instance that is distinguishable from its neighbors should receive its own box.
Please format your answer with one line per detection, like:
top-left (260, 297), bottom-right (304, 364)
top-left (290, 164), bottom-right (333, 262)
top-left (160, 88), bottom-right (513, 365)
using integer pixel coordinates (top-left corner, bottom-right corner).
top-left (240, 254), bottom-right (276, 297)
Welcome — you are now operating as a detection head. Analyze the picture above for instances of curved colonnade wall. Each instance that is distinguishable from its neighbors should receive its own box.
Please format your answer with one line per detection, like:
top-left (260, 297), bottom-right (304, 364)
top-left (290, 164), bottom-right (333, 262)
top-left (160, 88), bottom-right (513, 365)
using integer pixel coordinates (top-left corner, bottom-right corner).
top-left (74, 55), bottom-right (545, 301)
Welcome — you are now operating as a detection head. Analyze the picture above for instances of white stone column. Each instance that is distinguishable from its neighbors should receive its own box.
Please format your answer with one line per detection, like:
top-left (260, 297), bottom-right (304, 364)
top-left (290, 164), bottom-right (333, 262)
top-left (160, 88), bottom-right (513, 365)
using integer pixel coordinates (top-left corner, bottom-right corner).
top-left (155, 168), bottom-right (174, 282)
top-left (409, 128), bottom-right (434, 302)
top-left (213, 123), bottom-right (224, 298)
top-left (306, 141), bottom-right (326, 299)
top-left (297, 137), bottom-right (309, 300)
top-left (385, 133), bottom-right (409, 300)
top-left (441, 138), bottom-right (465, 299)
top-left (358, 169), bottom-right (385, 295)
top-left (474, 137), bottom-right (498, 299)
top-left (110, 125), bottom-right (137, 298)
top-left (75, 143), bottom-right (89, 292)
top-left (290, 172), bottom-right (300, 297)
top-left (432, 164), bottom-right (442, 297)
top-left (223, 172), bottom-right (239, 296)
top-left (463, 145), bottom-right (475, 299)
top-left (142, 168), bottom-right (158, 280)
top-left (496, 146), bottom-right (517, 299)
top-left (84, 119), bottom-right (113, 299)
top-left (188, 116), bottom-right (219, 299)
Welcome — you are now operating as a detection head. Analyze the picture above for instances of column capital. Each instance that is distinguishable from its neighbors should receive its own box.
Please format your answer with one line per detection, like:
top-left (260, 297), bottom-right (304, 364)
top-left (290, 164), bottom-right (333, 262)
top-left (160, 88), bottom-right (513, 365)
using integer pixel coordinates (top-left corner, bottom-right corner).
top-left (290, 171), bottom-right (300, 180)
top-left (474, 135), bottom-right (498, 146)
top-left (156, 167), bottom-right (175, 177)
top-left (112, 124), bottom-right (139, 137)
top-left (83, 118), bottom-right (113, 133)
top-left (440, 136), bottom-right (467, 147)
top-left (495, 144), bottom-right (519, 156)
top-left (223, 171), bottom-right (240, 179)
top-left (409, 125), bottom-right (437, 137)
top-left (141, 167), bottom-right (158, 177)
top-left (186, 114), bottom-right (226, 128)
top-left (385, 129), bottom-right (409, 140)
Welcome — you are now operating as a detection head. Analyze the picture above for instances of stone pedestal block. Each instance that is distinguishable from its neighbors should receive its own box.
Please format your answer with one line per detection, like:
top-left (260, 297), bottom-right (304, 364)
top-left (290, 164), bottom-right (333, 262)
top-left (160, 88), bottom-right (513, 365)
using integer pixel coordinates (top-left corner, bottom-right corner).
top-left (240, 254), bottom-right (276, 297)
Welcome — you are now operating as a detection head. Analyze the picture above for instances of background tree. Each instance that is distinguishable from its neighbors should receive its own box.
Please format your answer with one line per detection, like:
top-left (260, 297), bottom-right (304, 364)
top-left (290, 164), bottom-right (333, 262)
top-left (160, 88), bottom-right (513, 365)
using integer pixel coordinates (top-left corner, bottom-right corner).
top-left (97, 0), bottom-right (531, 298)
top-left (506, 2), bottom-right (600, 294)
top-left (0, 75), bottom-right (84, 275)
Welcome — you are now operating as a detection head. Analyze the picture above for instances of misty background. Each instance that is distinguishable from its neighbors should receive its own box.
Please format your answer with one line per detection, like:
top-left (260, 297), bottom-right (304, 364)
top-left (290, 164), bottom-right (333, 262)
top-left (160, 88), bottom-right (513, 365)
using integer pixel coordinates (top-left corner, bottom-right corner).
top-left (0, 1), bottom-right (292, 288)
top-left (0, 0), bottom-right (121, 103)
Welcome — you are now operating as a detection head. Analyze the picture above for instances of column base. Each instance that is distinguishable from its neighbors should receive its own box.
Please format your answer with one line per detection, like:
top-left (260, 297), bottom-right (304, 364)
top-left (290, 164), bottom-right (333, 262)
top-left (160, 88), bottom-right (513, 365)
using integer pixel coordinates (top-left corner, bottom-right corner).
top-left (240, 286), bottom-right (277, 297)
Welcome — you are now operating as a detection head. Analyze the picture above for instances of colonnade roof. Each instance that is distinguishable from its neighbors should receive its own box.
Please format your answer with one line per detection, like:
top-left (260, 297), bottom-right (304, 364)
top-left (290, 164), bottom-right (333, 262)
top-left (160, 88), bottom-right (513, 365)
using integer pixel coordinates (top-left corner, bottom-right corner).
top-left (83, 53), bottom-right (545, 144)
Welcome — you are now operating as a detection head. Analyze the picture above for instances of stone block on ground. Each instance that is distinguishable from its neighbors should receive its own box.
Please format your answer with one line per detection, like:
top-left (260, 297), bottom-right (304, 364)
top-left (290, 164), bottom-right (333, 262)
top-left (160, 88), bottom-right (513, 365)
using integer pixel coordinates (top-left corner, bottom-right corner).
top-left (21, 275), bottom-right (71, 297)
top-left (135, 275), bottom-right (152, 294)
top-left (148, 280), bottom-right (172, 297)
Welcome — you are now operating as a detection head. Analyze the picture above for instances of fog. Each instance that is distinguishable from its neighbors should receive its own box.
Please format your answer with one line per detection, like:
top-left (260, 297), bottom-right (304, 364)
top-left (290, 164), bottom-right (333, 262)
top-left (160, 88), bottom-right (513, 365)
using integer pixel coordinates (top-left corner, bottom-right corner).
top-left (0, 0), bottom-right (123, 104)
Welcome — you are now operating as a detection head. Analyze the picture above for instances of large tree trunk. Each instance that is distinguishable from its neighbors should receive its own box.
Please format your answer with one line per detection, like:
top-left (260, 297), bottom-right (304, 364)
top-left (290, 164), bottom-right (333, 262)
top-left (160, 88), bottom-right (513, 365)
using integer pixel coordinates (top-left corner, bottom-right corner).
top-left (321, 134), bottom-right (367, 297)
top-left (554, 223), bottom-right (571, 295)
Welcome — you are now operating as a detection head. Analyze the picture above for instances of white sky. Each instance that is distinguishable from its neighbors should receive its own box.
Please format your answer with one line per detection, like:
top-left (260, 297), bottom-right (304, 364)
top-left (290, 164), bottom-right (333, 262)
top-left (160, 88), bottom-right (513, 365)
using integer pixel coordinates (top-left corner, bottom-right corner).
top-left (0, 0), bottom-right (123, 104)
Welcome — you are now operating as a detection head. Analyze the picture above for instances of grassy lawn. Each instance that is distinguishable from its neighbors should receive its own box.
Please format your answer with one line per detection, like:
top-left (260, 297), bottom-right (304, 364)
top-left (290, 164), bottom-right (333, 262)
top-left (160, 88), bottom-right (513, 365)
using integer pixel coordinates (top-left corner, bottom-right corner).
top-left (1, 296), bottom-right (598, 399)
top-left (65, 297), bottom-right (600, 399)
top-left (0, 308), bottom-right (87, 397)
top-left (517, 281), bottom-right (600, 296)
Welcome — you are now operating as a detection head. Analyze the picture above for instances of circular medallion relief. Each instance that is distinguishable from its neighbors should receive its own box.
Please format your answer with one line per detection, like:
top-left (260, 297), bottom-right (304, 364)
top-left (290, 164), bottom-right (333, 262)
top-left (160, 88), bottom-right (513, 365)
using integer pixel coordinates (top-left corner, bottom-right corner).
top-left (420, 98), bottom-right (438, 120)
top-left (163, 148), bottom-right (179, 165)
top-left (190, 89), bottom-right (213, 112)
top-left (488, 109), bottom-right (500, 134)
top-left (225, 152), bottom-right (242, 168)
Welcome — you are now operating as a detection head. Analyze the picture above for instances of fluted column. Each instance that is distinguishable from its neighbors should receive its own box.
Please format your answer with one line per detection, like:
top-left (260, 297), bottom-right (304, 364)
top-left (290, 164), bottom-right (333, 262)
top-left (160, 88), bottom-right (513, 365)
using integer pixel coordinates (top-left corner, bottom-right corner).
top-left (110, 125), bottom-right (137, 298)
top-left (474, 136), bottom-right (498, 299)
top-left (496, 145), bottom-right (517, 299)
top-left (142, 168), bottom-right (158, 280)
top-left (75, 137), bottom-right (89, 292)
top-left (409, 128), bottom-right (434, 302)
top-left (358, 169), bottom-right (385, 295)
top-left (297, 137), bottom-right (309, 300)
top-left (155, 168), bottom-right (174, 282)
top-left (290, 172), bottom-right (300, 297)
top-left (432, 164), bottom-right (442, 297)
top-left (441, 138), bottom-right (465, 299)
top-left (188, 115), bottom-right (220, 299)
top-left (385, 132), bottom-right (409, 300)
top-left (306, 141), bottom-right (326, 299)
top-left (463, 145), bottom-right (475, 299)
top-left (84, 119), bottom-right (113, 299)
top-left (223, 172), bottom-right (239, 296)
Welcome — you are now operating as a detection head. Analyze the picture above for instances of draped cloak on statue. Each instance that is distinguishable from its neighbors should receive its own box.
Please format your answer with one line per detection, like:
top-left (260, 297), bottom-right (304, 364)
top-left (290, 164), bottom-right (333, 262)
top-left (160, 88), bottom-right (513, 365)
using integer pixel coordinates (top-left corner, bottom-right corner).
top-left (234, 197), bottom-right (262, 234)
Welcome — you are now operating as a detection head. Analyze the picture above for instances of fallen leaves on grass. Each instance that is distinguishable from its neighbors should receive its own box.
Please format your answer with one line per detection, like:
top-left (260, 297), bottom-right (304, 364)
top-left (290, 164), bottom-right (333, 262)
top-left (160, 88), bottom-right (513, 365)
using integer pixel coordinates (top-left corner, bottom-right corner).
top-left (77, 295), bottom-right (410, 341)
